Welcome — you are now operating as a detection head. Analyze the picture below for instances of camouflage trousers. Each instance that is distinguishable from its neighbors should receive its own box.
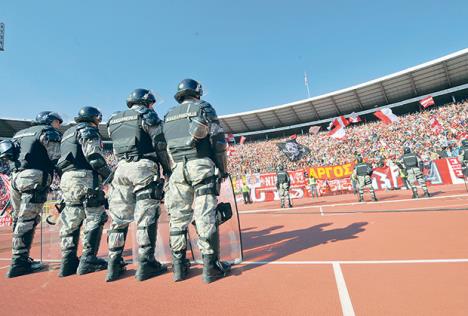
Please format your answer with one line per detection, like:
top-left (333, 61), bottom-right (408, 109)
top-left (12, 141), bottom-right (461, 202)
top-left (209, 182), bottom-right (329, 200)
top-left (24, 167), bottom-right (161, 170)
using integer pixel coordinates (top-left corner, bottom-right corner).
top-left (406, 167), bottom-right (428, 192)
top-left (107, 159), bottom-right (161, 260)
top-left (357, 175), bottom-right (375, 197)
top-left (10, 169), bottom-right (50, 257)
top-left (165, 157), bottom-right (218, 255)
top-left (278, 183), bottom-right (291, 207)
top-left (59, 170), bottom-right (106, 254)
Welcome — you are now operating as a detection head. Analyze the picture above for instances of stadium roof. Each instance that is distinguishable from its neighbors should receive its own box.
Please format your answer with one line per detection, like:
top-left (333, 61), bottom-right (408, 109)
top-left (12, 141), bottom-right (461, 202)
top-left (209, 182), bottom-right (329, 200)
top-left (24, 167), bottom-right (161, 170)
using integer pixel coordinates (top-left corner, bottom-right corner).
top-left (219, 48), bottom-right (468, 135)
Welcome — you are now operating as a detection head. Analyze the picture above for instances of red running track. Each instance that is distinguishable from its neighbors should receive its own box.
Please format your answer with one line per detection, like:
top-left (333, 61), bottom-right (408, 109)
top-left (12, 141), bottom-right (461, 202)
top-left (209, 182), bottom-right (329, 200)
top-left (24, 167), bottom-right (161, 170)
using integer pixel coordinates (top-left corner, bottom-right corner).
top-left (1, 184), bottom-right (468, 315)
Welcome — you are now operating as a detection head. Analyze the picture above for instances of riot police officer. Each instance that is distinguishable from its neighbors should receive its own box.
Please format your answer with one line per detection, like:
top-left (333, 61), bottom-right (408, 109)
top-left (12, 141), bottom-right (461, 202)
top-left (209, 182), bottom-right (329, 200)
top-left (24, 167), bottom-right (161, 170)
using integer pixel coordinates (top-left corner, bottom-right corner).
top-left (276, 165), bottom-right (292, 208)
top-left (399, 147), bottom-right (430, 198)
top-left (56, 107), bottom-right (112, 277)
top-left (164, 79), bottom-right (231, 283)
top-left (2, 111), bottom-right (62, 278)
top-left (353, 155), bottom-right (377, 202)
top-left (106, 89), bottom-right (171, 282)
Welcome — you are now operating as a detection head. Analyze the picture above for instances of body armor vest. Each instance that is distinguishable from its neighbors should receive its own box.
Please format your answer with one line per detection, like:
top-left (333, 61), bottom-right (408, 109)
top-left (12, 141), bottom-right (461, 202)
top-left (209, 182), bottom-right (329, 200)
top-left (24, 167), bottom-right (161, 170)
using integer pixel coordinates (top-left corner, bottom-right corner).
top-left (277, 171), bottom-right (289, 184)
top-left (13, 125), bottom-right (54, 173)
top-left (164, 102), bottom-right (212, 162)
top-left (356, 163), bottom-right (370, 176)
top-left (58, 124), bottom-right (94, 172)
top-left (402, 153), bottom-right (418, 168)
top-left (108, 109), bottom-right (154, 161)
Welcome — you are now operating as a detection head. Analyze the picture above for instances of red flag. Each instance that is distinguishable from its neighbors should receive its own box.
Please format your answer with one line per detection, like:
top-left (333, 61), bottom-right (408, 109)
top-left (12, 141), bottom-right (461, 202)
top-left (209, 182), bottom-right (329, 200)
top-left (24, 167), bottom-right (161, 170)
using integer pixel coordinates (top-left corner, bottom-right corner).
top-left (420, 96), bottom-right (435, 108)
top-left (289, 134), bottom-right (297, 140)
top-left (328, 116), bottom-right (349, 130)
top-left (349, 112), bottom-right (361, 123)
top-left (239, 136), bottom-right (246, 145)
top-left (430, 116), bottom-right (443, 135)
top-left (374, 108), bottom-right (399, 124)
top-left (327, 125), bottom-right (346, 139)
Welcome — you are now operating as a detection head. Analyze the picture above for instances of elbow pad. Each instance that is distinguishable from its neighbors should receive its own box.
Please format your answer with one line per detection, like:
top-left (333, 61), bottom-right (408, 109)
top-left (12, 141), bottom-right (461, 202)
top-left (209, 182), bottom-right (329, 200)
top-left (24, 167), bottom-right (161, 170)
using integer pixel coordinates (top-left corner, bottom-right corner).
top-left (88, 153), bottom-right (111, 178)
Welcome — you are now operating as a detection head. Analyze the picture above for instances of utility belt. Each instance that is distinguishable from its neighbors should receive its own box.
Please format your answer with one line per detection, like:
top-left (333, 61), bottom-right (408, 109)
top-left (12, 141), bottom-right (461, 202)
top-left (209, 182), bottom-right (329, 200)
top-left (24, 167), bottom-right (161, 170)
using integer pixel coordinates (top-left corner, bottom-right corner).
top-left (172, 152), bottom-right (211, 163)
top-left (117, 152), bottom-right (158, 163)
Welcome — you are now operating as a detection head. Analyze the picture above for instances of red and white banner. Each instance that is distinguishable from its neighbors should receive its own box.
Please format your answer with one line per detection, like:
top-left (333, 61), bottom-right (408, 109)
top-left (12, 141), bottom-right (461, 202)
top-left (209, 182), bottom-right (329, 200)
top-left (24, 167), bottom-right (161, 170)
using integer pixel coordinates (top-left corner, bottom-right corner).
top-left (232, 158), bottom-right (466, 203)
top-left (420, 96), bottom-right (435, 108)
top-left (225, 133), bottom-right (235, 143)
top-left (226, 143), bottom-right (236, 157)
top-left (239, 136), bottom-right (246, 145)
top-left (374, 108), bottom-right (399, 124)
top-left (430, 116), bottom-right (443, 135)
top-left (327, 125), bottom-right (346, 139)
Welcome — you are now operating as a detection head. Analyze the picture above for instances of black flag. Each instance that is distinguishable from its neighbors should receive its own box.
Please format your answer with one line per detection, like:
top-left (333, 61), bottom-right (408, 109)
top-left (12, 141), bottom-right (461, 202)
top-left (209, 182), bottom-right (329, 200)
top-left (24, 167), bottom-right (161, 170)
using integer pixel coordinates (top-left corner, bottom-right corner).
top-left (276, 139), bottom-right (310, 161)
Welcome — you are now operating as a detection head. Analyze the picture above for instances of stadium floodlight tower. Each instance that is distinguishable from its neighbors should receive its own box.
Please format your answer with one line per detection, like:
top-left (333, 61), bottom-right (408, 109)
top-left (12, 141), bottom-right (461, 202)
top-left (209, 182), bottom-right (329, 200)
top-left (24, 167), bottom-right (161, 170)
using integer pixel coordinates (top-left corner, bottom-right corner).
top-left (0, 23), bottom-right (4, 51)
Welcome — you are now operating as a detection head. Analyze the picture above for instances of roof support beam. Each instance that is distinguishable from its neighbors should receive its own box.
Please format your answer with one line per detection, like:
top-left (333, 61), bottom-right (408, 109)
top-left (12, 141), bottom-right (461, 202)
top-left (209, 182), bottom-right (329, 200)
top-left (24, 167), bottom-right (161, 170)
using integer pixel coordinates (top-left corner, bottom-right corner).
top-left (442, 61), bottom-right (452, 88)
top-left (221, 119), bottom-right (234, 133)
top-left (408, 73), bottom-right (418, 96)
top-left (271, 111), bottom-right (284, 126)
top-left (379, 82), bottom-right (390, 104)
top-left (237, 116), bottom-right (250, 132)
top-left (330, 96), bottom-right (341, 115)
top-left (254, 113), bottom-right (268, 129)
top-left (353, 90), bottom-right (365, 110)
top-left (309, 101), bottom-right (321, 119)
top-left (290, 107), bottom-right (301, 122)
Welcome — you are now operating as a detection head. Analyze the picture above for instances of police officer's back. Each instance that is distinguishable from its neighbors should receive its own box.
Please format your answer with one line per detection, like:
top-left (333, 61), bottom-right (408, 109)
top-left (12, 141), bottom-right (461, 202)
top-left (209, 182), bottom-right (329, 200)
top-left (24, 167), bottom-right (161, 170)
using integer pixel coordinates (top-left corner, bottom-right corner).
top-left (106, 89), bottom-right (171, 282)
top-left (164, 79), bottom-right (231, 283)
top-left (2, 111), bottom-right (62, 278)
top-left (56, 106), bottom-right (112, 277)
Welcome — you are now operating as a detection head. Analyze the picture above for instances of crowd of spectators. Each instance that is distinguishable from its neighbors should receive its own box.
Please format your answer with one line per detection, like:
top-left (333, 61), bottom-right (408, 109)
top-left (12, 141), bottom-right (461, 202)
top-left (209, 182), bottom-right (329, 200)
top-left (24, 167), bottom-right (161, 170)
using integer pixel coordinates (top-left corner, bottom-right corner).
top-left (226, 100), bottom-right (468, 176)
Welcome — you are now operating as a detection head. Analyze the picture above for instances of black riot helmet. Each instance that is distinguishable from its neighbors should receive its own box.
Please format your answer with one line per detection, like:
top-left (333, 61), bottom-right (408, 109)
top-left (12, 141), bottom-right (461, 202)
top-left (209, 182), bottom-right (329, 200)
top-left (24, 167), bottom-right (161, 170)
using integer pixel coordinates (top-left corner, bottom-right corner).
top-left (403, 147), bottom-right (411, 154)
top-left (0, 139), bottom-right (19, 161)
top-left (174, 79), bottom-right (203, 104)
top-left (126, 89), bottom-right (156, 108)
top-left (75, 106), bottom-right (103, 124)
top-left (356, 156), bottom-right (363, 163)
top-left (277, 164), bottom-right (284, 171)
top-left (35, 111), bottom-right (63, 125)
top-left (462, 139), bottom-right (468, 147)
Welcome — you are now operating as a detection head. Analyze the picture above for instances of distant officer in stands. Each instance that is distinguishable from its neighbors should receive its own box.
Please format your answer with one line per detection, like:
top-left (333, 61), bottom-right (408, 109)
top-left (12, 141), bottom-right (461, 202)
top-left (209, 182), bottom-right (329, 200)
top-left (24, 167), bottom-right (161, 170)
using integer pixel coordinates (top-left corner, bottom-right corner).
top-left (164, 78), bottom-right (231, 283)
top-left (106, 89), bottom-right (172, 282)
top-left (2, 111), bottom-right (62, 278)
top-left (459, 139), bottom-right (468, 177)
top-left (276, 165), bottom-right (292, 208)
top-left (353, 155), bottom-right (377, 202)
top-left (56, 107), bottom-right (111, 277)
top-left (242, 182), bottom-right (252, 204)
top-left (308, 174), bottom-right (319, 198)
top-left (399, 147), bottom-right (430, 198)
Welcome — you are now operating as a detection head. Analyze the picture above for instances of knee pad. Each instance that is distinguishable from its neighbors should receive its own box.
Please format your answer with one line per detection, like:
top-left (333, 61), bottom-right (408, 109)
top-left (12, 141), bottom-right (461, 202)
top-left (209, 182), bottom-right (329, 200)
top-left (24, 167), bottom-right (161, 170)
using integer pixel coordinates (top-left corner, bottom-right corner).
top-left (195, 176), bottom-right (218, 197)
top-left (136, 179), bottom-right (165, 201)
top-left (85, 189), bottom-right (107, 208)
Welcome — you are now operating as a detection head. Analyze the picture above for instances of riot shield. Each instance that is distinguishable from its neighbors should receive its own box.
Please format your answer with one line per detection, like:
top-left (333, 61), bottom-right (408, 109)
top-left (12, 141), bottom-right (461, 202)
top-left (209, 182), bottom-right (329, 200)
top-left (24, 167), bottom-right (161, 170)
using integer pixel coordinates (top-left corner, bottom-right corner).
top-left (0, 174), bottom-right (13, 261)
top-left (188, 176), bottom-right (243, 264)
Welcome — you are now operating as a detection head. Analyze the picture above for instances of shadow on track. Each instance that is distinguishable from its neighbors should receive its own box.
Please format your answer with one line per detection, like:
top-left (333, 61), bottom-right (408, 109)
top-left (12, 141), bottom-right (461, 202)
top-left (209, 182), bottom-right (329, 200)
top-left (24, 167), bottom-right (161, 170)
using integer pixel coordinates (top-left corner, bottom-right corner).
top-left (233, 221), bottom-right (367, 275)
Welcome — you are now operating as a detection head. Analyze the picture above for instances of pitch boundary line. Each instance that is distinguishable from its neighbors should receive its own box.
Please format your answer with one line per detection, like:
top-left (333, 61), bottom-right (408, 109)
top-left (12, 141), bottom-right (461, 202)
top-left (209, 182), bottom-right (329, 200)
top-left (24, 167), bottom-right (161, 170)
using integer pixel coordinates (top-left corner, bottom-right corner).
top-left (333, 262), bottom-right (355, 316)
top-left (239, 193), bottom-right (468, 214)
top-left (240, 258), bottom-right (468, 265)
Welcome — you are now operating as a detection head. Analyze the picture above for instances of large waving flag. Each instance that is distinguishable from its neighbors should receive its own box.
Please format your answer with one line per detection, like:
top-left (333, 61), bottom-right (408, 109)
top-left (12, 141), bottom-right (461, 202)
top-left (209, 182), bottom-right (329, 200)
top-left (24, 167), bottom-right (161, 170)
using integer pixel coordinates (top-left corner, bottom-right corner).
top-left (327, 125), bottom-right (346, 139)
top-left (420, 96), bottom-right (435, 109)
top-left (277, 139), bottom-right (310, 161)
top-left (349, 112), bottom-right (361, 123)
top-left (374, 108), bottom-right (399, 124)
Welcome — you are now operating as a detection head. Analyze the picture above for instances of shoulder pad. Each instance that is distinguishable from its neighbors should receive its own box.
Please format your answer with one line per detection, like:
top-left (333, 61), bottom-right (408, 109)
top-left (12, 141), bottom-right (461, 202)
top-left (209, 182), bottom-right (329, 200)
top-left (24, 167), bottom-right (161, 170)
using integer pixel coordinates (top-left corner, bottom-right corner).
top-left (79, 125), bottom-right (101, 140)
top-left (141, 109), bottom-right (162, 126)
top-left (199, 101), bottom-right (218, 121)
top-left (43, 128), bottom-right (62, 142)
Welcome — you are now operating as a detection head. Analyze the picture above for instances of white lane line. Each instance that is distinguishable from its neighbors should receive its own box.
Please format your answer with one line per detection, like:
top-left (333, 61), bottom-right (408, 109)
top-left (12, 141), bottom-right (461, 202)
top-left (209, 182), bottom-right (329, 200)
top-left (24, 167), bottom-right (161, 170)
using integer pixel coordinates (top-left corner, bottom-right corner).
top-left (333, 262), bottom-right (355, 316)
top-left (240, 258), bottom-right (468, 265)
top-left (239, 193), bottom-right (468, 214)
top-left (0, 265), bottom-right (10, 270)
top-left (320, 206), bottom-right (324, 216)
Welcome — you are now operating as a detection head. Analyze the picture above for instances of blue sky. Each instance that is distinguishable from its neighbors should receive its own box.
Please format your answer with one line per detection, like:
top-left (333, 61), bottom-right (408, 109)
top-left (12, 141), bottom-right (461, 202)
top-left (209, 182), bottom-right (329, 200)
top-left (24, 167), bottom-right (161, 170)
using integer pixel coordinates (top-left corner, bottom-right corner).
top-left (0, 0), bottom-right (467, 122)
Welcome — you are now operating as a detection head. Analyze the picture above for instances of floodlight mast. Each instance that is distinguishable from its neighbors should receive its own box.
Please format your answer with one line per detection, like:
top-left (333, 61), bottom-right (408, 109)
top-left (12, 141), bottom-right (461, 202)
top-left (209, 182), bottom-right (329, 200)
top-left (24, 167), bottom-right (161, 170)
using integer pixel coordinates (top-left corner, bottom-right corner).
top-left (0, 23), bottom-right (4, 51)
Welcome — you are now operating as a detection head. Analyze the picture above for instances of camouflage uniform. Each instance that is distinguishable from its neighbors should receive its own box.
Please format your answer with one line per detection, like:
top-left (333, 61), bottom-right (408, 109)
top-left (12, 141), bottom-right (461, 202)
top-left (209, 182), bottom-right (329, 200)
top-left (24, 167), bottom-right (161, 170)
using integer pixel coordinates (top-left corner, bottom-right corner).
top-left (276, 168), bottom-right (292, 208)
top-left (106, 103), bottom-right (171, 282)
top-left (353, 161), bottom-right (377, 202)
top-left (164, 85), bottom-right (231, 283)
top-left (400, 150), bottom-right (430, 198)
top-left (7, 124), bottom-right (61, 277)
top-left (57, 121), bottom-right (112, 276)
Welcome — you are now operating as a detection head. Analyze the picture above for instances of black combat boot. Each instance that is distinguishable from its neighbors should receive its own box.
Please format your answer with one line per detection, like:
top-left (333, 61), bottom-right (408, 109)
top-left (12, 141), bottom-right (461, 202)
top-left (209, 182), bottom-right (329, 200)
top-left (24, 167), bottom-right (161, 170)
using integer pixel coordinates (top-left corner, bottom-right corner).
top-left (371, 193), bottom-right (378, 202)
top-left (412, 189), bottom-right (419, 199)
top-left (202, 229), bottom-right (231, 284)
top-left (423, 191), bottom-right (431, 198)
top-left (106, 227), bottom-right (128, 282)
top-left (172, 250), bottom-right (191, 282)
top-left (77, 219), bottom-right (107, 275)
top-left (59, 229), bottom-right (81, 277)
top-left (6, 222), bottom-right (44, 278)
top-left (358, 194), bottom-right (364, 202)
top-left (135, 222), bottom-right (167, 281)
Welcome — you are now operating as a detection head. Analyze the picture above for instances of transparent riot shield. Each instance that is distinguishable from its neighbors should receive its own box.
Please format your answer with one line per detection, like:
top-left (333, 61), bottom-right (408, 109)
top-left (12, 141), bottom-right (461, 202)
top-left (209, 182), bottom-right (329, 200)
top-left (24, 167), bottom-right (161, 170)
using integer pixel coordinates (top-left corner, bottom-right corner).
top-left (40, 195), bottom-right (111, 263)
top-left (188, 176), bottom-right (243, 264)
top-left (130, 202), bottom-right (172, 264)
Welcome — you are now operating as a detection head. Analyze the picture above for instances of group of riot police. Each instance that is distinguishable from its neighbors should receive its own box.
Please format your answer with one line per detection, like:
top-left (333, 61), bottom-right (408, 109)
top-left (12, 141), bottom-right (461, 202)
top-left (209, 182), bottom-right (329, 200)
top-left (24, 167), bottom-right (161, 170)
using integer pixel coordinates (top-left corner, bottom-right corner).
top-left (0, 79), bottom-right (231, 283)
